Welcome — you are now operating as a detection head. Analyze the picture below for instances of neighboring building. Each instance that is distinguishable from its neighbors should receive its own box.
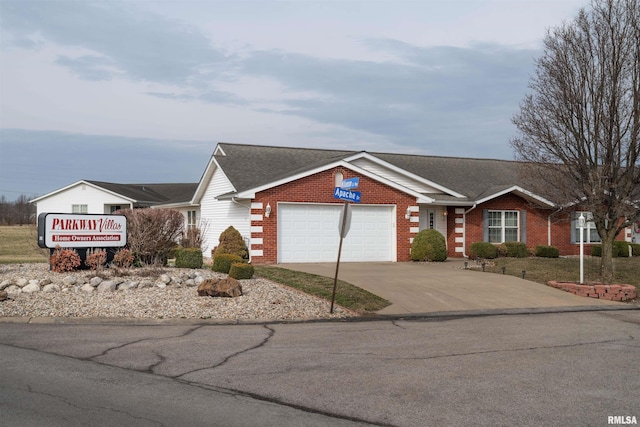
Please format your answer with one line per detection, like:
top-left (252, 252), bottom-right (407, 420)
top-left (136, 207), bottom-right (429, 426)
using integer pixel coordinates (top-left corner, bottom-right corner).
top-left (32, 143), bottom-right (636, 263)
top-left (30, 180), bottom-right (199, 229)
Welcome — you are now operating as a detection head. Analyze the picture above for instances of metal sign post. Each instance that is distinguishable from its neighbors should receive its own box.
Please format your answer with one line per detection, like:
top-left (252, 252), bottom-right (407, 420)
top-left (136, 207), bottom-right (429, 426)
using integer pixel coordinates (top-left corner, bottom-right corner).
top-left (331, 200), bottom-right (350, 313)
top-left (330, 178), bottom-right (360, 314)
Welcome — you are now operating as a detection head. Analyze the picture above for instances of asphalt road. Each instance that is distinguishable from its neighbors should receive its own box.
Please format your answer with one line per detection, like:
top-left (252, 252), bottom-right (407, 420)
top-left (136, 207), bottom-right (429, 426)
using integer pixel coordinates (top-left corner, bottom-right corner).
top-left (1, 309), bottom-right (639, 426)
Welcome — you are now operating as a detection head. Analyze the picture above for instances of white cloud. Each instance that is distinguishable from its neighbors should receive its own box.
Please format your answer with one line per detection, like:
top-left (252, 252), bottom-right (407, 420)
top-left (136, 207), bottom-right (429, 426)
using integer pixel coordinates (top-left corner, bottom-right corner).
top-left (0, 0), bottom-right (589, 199)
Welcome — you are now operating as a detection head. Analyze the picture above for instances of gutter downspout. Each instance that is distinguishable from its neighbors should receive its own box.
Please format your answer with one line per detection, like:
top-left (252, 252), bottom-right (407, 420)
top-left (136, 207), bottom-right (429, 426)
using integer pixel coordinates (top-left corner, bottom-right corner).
top-left (547, 207), bottom-right (564, 246)
top-left (232, 197), bottom-right (252, 263)
top-left (462, 204), bottom-right (477, 258)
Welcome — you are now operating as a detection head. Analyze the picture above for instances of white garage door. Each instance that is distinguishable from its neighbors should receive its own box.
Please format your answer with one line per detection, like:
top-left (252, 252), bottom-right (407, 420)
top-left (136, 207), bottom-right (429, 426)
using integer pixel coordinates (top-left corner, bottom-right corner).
top-left (278, 203), bottom-right (395, 263)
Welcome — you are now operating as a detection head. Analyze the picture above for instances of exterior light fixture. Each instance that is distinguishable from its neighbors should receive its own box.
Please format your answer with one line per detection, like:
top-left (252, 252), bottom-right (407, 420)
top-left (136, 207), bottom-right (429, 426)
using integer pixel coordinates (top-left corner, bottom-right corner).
top-left (405, 208), bottom-right (411, 219)
top-left (265, 203), bottom-right (272, 218)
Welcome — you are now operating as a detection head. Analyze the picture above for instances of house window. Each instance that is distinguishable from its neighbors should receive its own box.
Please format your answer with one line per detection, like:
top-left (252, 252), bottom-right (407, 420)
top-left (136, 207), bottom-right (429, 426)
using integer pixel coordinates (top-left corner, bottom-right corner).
top-left (72, 204), bottom-right (88, 214)
top-left (110, 205), bottom-right (122, 213)
top-left (187, 210), bottom-right (197, 229)
top-left (487, 210), bottom-right (519, 243)
top-left (572, 212), bottom-right (601, 244)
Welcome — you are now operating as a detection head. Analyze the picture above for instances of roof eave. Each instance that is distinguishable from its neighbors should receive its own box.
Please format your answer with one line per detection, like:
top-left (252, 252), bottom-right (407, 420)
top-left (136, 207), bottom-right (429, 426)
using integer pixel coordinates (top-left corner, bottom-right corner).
top-left (475, 186), bottom-right (557, 208)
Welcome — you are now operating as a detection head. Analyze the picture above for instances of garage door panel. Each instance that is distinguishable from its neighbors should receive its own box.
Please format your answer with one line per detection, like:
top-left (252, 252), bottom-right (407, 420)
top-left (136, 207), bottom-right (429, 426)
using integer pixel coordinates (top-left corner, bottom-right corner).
top-left (278, 204), bottom-right (394, 263)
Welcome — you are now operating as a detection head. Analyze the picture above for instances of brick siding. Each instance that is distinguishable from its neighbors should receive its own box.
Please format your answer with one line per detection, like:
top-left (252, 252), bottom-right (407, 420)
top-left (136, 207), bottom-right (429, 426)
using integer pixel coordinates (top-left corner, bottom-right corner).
top-left (249, 167), bottom-right (415, 264)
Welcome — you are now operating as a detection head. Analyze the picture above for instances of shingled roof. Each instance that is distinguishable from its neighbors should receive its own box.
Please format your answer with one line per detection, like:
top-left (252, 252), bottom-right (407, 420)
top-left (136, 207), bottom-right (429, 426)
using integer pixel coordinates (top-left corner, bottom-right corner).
top-left (213, 143), bottom-right (549, 204)
top-left (85, 181), bottom-right (197, 205)
top-left (215, 143), bottom-right (354, 193)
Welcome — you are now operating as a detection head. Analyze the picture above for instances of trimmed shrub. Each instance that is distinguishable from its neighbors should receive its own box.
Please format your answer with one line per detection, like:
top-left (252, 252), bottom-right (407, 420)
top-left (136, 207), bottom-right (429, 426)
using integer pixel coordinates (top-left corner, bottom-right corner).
top-left (591, 244), bottom-right (621, 257)
top-left (496, 244), bottom-right (508, 257)
top-left (168, 245), bottom-right (183, 260)
top-left (504, 241), bottom-right (528, 258)
top-left (535, 245), bottom-right (560, 258)
top-left (50, 246), bottom-right (82, 273)
top-left (213, 226), bottom-right (249, 260)
top-left (85, 248), bottom-right (107, 270)
top-left (469, 242), bottom-right (497, 259)
top-left (112, 248), bottom-right (134, 268)
top-left (175, 248), bottom-right (203, 269)
top-left (229, 262), bottom-right (254, 280)
top-left (613, 241), bottom-right (630, 257)
top-left (410, 229), bottom-right (447, 262)
top-left (630, 243), bottom-right (640, 257)
top-left (212, 254), bottom-right (243, 274)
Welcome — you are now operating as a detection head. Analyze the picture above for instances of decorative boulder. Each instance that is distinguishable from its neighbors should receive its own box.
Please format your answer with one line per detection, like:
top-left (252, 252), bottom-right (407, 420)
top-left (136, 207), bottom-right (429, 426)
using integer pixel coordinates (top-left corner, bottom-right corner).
top-left (197, 278), bottom-right (243, 298)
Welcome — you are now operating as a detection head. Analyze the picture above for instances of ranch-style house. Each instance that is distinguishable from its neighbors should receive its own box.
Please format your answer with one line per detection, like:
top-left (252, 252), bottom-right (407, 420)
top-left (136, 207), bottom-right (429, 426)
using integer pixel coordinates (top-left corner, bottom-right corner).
top-left (31, 142), bottom-right (640, 263)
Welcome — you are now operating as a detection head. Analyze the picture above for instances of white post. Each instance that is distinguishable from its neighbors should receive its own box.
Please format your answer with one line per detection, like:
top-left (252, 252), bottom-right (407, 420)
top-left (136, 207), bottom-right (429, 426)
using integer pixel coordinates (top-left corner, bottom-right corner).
top-left (579, 213), bottom-right (585, 284)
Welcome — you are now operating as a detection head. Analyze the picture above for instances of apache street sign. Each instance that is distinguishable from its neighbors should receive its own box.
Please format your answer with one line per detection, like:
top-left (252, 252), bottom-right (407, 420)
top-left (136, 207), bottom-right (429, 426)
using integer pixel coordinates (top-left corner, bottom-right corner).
top-left (333, 187), bottom-right (361, 203)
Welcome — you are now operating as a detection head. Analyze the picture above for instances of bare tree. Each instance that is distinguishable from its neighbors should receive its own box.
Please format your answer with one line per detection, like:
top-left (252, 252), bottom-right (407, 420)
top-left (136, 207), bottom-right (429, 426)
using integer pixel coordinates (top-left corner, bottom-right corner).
top-left (512, 0), bottom-right (640, 282)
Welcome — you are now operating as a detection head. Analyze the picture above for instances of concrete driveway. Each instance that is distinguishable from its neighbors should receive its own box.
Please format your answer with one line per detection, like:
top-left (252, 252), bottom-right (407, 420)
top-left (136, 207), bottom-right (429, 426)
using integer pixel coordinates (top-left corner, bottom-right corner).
top-left (281, 260), bottom-right (623, 314)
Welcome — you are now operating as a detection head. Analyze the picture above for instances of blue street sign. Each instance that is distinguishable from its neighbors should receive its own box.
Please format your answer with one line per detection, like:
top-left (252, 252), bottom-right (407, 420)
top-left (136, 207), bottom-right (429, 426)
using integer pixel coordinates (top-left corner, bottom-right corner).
top-left (340, 177), bottom-right (359, 190)
top-left (333, 187), bottom-right (361, 203)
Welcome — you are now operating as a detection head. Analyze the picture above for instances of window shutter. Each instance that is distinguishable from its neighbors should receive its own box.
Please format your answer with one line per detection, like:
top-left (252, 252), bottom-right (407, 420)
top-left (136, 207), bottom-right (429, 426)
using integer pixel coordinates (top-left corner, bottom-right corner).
top-left (570, 212), bottom-right (577, 244)
top-left (483, 209), bottom-right (489, 242)
top-left (520, 210), bottom-right (527, 244)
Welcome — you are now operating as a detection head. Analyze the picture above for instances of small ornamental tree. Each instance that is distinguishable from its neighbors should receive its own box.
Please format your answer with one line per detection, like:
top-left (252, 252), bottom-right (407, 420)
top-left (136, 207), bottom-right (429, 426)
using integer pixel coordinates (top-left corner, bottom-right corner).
top-left (213, 226), bottom-right (249, 260)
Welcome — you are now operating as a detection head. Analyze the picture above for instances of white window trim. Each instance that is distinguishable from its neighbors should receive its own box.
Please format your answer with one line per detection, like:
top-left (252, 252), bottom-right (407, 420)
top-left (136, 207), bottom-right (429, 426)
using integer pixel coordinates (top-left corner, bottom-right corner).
top-left (72, 204), bottom-right (88, 214)
top-left (487, 210), bottom-right (520, 243)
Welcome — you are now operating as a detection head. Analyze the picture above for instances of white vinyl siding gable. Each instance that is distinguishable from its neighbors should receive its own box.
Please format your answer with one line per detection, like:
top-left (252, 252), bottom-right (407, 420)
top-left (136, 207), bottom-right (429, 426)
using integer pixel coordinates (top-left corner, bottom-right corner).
top-left (351, 158), bottom-right (443, 194)
top-left (34, 184), bottom-right (132, 217)
top-left (199, 166), bottom-right (251, 257)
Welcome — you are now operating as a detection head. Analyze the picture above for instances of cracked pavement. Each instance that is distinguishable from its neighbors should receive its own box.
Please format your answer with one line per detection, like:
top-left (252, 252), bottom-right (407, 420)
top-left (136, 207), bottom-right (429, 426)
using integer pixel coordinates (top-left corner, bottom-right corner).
top-left (1, 309), bottom-right (639, 426)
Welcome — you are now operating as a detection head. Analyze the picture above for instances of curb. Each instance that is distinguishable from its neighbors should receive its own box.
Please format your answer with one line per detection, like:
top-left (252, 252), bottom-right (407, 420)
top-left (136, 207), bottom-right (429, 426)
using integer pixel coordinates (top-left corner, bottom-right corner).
top-left (1, 304), bottom-right (638, 326)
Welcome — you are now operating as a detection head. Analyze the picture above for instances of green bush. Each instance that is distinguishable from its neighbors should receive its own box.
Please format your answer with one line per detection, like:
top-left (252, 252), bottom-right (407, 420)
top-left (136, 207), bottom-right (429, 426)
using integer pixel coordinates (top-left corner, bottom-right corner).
top-left (496, 243), bottom-right (508, 257)
top-left (212, 254), bottom-right (243, 273)
top-left (213, 226), bottom-right (249, 260)
top-left (469, 242), bottom-right (497, 259)
top-left (167, 245), bottom-right (183, 260)
top-left (591, 244), bottom-right (622, 257)
top-left (613, 241), bottom-right (630, 257)
top-left (535, 245), bottom-right (559, 258)
top-left (175, 248), bottom-right (203, 269)
top-left (410, 229), bottom-right (447, 262)
top-left (630, 243), bottom-right (640, 257)
top-left (504, 241), bottom-right (528, 258)
top-left (229, 262), bottom-right (254, 280)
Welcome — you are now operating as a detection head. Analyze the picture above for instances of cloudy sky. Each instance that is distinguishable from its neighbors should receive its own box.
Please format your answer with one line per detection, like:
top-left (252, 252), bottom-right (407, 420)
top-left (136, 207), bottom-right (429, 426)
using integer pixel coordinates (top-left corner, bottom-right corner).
top-left (0, 0), bottom-right (587, 201)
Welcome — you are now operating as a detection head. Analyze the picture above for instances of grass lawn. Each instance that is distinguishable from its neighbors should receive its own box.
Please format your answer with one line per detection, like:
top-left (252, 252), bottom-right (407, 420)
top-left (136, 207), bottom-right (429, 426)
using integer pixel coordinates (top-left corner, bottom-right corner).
top-left (254, 265), bottom-right (391, 314)
top-left (481, 256), bottom-right (640, 290)
top-left (0, 225), bottom-right (49, 264)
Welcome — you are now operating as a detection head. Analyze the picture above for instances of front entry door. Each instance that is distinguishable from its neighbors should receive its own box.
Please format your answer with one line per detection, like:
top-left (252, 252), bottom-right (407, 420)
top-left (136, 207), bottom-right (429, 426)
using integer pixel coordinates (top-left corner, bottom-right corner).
top-left (419, 208), bottom-right (437, 230)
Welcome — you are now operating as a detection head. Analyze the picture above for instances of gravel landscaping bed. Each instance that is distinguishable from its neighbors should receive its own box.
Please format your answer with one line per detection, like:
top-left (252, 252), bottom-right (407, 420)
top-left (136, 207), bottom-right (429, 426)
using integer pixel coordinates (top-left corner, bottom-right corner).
top-left (0, 264), bottom-right (355, 320)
